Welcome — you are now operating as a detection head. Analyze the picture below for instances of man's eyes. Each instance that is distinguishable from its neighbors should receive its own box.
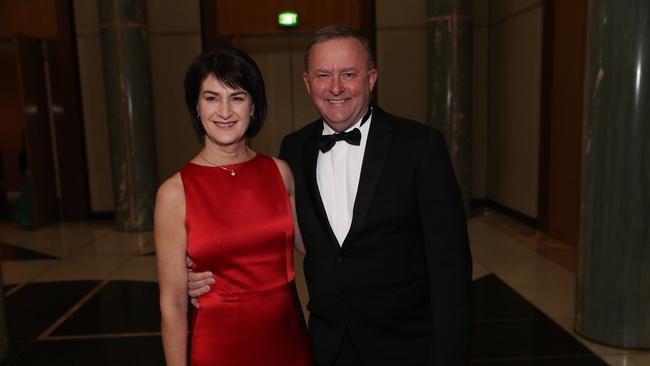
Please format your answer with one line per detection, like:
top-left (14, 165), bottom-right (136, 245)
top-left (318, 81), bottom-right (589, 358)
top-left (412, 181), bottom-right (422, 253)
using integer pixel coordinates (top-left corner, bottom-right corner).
top-left (315, 72), bottom-right (355, 79)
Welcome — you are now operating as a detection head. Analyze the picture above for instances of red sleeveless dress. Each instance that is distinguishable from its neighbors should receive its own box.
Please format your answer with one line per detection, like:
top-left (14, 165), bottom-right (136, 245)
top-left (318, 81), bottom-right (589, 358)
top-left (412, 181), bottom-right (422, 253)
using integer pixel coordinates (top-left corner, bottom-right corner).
top-left (180, 153), bottom-right (311, 366)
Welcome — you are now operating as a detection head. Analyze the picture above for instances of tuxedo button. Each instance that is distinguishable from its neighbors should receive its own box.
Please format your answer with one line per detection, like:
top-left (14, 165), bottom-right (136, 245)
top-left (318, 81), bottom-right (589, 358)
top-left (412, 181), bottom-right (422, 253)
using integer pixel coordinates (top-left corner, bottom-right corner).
top-left (337, 256), bottom-right (343, 264)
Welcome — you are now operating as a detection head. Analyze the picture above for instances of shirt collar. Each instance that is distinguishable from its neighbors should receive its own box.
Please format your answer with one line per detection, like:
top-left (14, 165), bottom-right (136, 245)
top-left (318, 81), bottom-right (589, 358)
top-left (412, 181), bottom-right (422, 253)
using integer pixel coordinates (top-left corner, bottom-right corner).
top-left (321, 107), bottom-right (373, 135)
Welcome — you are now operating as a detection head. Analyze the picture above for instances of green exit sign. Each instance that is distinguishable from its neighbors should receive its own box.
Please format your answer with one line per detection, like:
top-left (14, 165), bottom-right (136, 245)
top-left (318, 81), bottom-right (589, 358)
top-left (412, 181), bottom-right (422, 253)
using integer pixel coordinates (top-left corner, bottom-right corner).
top-left (278, 11), bottom-right (299, 27)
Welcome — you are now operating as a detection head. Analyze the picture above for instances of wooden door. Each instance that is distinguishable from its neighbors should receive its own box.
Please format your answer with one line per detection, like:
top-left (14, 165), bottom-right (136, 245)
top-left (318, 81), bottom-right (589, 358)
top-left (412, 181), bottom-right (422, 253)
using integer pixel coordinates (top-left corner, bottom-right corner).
top-left (538, 0), bottom-right (587, 247)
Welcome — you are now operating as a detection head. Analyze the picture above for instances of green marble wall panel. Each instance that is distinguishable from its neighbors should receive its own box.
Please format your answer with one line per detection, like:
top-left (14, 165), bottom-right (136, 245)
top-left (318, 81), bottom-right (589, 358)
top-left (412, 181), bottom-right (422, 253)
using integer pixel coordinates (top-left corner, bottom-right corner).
top-left (99, 0), bottom-right (158, 231)
top-left (426, 0), bottom-right (473, 213)
top-left (576, 0), bottom-right (650, 349)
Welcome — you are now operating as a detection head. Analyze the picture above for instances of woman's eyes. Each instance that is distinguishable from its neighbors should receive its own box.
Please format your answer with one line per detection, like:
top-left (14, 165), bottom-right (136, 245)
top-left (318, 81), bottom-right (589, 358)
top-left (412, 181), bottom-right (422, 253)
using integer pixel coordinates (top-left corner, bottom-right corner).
top-left (202, 94), bottom-right (248, 102)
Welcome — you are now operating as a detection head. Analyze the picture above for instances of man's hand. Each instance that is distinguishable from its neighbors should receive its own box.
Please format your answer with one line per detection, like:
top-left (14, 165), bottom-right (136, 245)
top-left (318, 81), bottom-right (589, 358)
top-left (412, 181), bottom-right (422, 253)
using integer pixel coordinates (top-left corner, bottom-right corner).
top-left (186, 255), bottom-right (215, 308)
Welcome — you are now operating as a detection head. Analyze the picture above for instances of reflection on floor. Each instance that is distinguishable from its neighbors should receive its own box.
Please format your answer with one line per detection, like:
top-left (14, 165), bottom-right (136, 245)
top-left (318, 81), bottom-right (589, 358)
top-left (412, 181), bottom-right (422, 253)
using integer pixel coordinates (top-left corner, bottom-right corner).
top-left (0, 213), bottom-right (648, 365)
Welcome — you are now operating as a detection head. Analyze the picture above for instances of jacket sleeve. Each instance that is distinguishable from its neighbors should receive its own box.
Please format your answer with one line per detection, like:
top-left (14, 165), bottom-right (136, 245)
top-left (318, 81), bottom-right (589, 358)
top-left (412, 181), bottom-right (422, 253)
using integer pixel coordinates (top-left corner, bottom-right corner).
top-left (416, 128), bottom-right (472, 365)
top-left (278, 135), bottom-right (290, 162)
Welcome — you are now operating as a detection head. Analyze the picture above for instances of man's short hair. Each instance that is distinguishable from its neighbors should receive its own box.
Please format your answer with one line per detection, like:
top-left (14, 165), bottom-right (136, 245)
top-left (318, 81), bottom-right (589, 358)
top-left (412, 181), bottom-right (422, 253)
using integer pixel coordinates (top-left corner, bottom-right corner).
top-left (304, 25), bottom-right (376, 71)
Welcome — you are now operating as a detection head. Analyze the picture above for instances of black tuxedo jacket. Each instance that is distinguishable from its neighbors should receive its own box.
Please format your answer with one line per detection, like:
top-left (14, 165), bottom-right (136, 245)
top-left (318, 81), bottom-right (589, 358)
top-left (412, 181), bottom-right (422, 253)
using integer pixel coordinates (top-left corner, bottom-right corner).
top-left (279, 106), bottom-right (472, 366)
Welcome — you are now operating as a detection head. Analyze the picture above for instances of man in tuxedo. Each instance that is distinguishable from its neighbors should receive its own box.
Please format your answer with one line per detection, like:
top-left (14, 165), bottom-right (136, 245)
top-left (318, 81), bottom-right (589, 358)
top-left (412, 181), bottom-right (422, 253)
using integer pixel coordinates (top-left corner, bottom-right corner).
top-left (189, 26), bottom-right (472, 365)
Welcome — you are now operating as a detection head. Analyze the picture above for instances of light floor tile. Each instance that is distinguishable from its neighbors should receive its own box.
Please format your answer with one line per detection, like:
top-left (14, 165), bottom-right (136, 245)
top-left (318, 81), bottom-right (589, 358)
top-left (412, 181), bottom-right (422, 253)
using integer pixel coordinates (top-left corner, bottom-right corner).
top-left (601, 354), bottom-right (650, 366)
top-left (468, 219), bottom-right (539, 264)
top-left (0, 223), bottom-right (113, 258)
top-left (1, 260), bottom-right (61, 284)
top-left (553, 317), bottom-right (650, 359)
top-left (32, 255), bottom-right (132, 282)
top-left (110, 256), bottom-right (158, 282)
top-left (72, 231), bottom-right (154, 257)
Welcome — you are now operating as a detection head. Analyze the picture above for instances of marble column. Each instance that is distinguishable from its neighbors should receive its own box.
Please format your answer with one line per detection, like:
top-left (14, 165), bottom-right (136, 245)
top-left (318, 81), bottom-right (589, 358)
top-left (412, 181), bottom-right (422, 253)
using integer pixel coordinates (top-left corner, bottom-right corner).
top-left (576, 0), bottom-right (650, 349)
top-left (426, 0), bottom-right (472, 213)
top-left (99, 0), bottom-right (158, 231)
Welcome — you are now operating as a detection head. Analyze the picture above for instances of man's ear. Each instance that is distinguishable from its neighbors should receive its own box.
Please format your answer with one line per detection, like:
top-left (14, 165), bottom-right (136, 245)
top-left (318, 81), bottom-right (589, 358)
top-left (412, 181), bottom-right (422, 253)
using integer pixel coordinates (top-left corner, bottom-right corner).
top-left (368, 68), bottom-right (378, 92)
top-left (302, 72), bottom-right (312, 94)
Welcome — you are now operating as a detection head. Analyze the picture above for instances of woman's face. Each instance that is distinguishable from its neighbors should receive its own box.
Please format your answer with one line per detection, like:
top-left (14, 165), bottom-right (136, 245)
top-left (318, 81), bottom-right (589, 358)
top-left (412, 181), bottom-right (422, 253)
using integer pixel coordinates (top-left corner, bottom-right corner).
top-left (197, 74), bottom-right (253, 147)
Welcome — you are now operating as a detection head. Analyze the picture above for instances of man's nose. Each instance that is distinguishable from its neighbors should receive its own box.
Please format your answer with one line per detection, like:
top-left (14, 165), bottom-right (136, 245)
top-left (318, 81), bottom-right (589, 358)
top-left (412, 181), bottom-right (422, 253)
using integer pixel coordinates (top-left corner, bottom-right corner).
top-left (329, 76), bottom-right (343, 94)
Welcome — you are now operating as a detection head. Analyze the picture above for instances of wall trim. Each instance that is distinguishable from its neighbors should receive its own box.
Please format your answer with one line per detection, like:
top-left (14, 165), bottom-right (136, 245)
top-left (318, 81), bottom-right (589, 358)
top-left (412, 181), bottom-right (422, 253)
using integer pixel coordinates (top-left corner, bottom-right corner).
top-left (471, 198), bottom-right (538, 228)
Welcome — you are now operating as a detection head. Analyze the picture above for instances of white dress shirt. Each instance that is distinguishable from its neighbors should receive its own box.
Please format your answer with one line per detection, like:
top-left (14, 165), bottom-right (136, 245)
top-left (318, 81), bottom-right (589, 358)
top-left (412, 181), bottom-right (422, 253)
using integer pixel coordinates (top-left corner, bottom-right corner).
top-left (316, 113), bottom-right (372, 245)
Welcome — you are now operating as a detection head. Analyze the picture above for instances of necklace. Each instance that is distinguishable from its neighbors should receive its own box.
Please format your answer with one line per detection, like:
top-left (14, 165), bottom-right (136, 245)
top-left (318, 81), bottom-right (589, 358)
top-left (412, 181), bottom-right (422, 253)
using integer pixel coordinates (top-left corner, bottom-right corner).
top-left (199, 153), bottom-right (244, 176)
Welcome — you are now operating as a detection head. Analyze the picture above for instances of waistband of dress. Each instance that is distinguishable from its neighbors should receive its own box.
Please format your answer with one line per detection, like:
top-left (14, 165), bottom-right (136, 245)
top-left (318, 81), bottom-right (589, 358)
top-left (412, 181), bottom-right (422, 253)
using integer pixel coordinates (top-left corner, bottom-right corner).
top-left (209, 279), bottom-right (297, 301)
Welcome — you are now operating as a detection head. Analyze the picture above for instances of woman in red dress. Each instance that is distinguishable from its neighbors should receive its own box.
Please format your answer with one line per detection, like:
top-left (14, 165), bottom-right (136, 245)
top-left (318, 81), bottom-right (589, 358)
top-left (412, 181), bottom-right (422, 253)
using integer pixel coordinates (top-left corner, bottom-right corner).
top-left (155, 48), bottom-right (311, 366)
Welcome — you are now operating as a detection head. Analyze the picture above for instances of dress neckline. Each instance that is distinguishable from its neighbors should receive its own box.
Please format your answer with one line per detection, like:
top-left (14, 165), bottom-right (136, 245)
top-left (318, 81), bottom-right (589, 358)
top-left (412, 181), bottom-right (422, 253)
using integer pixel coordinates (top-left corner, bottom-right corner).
top-left (187, 152), bottom-right (261, 169)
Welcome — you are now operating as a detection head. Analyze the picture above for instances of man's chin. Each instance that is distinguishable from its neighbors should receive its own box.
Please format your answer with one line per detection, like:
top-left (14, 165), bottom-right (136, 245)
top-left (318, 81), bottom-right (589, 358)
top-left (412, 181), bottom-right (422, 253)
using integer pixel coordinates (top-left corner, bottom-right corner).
top-left (323, 120), bottom-right (355, 132)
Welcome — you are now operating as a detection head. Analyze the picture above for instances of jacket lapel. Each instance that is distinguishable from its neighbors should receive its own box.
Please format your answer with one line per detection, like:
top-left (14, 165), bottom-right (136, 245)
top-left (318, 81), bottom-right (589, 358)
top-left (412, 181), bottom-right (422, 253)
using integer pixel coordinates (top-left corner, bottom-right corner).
top-left (342, 107), bottom-right (394, 248)
top-left (301, 123), bottom-right (340, 248)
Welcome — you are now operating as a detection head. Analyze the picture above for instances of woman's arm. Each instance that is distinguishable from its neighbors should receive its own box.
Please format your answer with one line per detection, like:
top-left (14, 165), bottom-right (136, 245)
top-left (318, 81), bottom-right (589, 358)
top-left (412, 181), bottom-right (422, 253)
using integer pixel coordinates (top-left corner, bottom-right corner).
top-left (155, 173), bottom-right (189, 366)
top-left (273, 158), bottom-right (306, 255)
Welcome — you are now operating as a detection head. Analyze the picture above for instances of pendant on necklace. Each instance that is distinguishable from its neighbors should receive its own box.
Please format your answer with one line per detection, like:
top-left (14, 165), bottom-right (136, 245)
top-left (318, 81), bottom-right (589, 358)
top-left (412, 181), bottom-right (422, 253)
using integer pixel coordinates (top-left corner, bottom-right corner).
top-left (218, 166), bottom-right (236, 176)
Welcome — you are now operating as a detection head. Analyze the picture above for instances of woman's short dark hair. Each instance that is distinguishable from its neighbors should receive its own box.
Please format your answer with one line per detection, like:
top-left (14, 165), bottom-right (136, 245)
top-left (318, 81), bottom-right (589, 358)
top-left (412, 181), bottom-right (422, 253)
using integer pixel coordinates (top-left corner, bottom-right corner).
top-left (184, 47), bottom-right (267, 141)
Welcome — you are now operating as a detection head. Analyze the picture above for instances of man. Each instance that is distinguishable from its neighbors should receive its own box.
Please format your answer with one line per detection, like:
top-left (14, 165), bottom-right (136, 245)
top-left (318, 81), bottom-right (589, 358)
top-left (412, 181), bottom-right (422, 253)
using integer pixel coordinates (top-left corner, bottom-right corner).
top-left (189, 26), bottom-right (471, 365)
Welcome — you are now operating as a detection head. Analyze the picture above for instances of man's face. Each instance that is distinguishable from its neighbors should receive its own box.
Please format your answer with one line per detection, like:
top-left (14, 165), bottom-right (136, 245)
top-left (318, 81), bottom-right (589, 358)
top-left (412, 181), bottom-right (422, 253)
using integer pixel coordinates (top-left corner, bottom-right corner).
top-left (303, 37), bottom-right (377, 133)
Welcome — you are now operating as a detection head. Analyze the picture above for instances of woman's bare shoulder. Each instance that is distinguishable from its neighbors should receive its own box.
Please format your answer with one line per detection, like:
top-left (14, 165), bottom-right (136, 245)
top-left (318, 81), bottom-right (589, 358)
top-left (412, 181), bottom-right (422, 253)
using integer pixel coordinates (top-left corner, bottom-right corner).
top-left (156, 173), bottom-right (184, 207)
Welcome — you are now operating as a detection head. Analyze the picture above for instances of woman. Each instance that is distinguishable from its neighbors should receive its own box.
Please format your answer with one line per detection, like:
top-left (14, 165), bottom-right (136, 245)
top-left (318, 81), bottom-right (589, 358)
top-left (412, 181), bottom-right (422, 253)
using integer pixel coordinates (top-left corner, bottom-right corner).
top-left (155, 48), bottom-right (311, 366)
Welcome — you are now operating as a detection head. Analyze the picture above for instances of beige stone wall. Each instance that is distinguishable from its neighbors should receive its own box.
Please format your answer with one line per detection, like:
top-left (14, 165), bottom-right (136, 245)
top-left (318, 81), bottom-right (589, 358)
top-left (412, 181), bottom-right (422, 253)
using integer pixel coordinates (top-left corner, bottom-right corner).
top-left (375, 0), bottom-right (427, 124)
top-left (242, 35), bottom-right (320, 157)
top-left (74, 0), bottom-right (112, 212)
top-left (484, 0), bottom-right (542, 217)
top-left (147, 0), bottom-right (202, 182)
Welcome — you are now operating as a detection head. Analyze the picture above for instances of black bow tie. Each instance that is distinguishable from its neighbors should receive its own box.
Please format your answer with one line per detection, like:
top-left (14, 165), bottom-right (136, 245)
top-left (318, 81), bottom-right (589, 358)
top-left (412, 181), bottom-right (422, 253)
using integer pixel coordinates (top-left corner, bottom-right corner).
top-left (318, 128), bottom-right (362, 152)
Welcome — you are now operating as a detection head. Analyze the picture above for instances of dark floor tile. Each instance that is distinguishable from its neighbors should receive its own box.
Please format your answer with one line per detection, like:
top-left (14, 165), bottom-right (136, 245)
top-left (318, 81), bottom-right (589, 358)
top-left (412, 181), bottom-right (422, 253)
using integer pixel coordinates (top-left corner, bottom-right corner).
top-left (471, 277), bottom-right (600, 362)
top-left (472, 355), bottom-right (609, 365)
top-left (472, 274), bottom-right (546, 322)
top-left (0, 242), bottom-right (57, 260)
top-left (4, 281), bottom-right (99, 355)
top-left (52, 281), bottom-right (160, 336)
top-left (8, 336), bottom-right (164, 366)
top-left (474, 316), bottom-right (593, 359)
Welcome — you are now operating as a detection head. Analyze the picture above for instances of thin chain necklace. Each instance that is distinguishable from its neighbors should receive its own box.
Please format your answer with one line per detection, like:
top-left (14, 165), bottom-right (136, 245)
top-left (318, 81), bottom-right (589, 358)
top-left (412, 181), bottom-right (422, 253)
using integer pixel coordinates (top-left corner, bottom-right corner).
top-left (199, 153), bottom-right (246, 176)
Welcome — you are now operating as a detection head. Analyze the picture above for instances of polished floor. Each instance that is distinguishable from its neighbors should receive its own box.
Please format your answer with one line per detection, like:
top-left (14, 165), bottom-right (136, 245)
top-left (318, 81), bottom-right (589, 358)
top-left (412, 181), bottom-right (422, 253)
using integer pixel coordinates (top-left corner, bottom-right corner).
top-left (0, 213), bottom-right (648, 365)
